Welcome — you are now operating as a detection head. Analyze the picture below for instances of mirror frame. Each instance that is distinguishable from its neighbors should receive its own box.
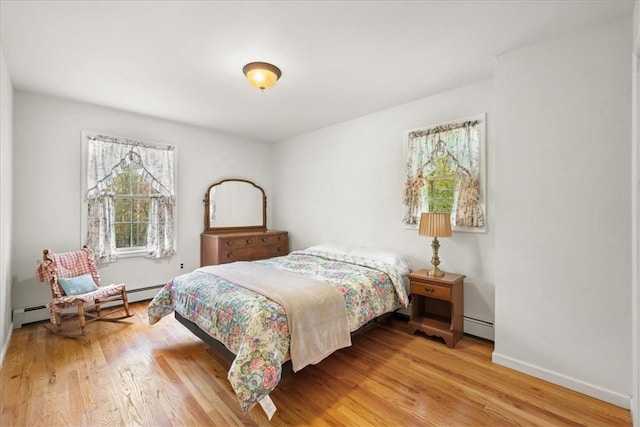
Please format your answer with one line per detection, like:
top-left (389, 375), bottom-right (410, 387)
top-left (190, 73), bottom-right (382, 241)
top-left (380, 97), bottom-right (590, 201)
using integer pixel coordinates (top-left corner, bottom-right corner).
top-left (203, 178), bottom-right (267, 233)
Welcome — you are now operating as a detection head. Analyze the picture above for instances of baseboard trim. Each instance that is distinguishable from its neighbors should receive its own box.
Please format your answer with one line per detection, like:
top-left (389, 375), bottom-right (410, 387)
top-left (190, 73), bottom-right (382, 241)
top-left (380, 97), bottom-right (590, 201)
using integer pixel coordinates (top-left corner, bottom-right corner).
top-left (12, 285), bottom-right (164, 329)
top-left (492, 351), bottom-right (631, 410)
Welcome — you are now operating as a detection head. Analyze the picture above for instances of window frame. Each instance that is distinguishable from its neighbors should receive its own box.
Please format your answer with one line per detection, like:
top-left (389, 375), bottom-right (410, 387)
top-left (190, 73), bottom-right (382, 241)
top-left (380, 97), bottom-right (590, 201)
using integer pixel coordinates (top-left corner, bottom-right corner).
top-left (81, 131), bottom-right (178, 258)
top-left (403, 114), bottom-right (487, 233)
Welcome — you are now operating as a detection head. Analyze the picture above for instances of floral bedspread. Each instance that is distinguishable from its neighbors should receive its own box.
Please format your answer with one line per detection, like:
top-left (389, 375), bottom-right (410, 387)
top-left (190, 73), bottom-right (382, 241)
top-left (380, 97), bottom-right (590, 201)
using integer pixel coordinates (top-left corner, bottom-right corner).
top-left (147, 249), bottom-right (408, 413)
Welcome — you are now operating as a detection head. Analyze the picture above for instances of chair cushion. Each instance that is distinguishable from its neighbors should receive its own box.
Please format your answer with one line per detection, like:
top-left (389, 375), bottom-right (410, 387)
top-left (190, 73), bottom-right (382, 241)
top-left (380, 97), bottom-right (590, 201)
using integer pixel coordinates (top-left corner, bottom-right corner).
top-left (58, 274), bottom-right (99, 296)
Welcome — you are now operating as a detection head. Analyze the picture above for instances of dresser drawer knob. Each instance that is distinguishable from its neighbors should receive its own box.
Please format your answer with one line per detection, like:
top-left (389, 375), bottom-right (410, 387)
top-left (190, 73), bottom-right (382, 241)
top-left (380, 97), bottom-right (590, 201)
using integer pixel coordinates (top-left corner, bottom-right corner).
top-left (262, 238), bottom-right (268, 242)
top-left (424, 287), bottom-right (435, 293)
top-left (246, 239), bottom-right (252, 244)
top-left (277, 246), bottom-right (283, 252)
top-left (226, 241), bottom-right (232, 246)
top-left (227, 253), bottom-right (232, 258)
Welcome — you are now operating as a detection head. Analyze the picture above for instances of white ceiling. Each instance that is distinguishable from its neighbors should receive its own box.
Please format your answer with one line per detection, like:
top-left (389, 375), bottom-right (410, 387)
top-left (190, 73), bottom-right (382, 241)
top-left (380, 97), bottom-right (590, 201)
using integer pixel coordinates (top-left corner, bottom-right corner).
top-left (0, 1), bottom-right (633, 142)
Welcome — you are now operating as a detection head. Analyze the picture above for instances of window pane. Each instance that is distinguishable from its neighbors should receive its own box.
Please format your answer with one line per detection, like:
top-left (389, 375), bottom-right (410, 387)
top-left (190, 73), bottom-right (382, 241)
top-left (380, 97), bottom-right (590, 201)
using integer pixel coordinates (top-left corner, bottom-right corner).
top-left (112, 168), bottom-right (132, 195)
top-left (115, 223), bottom-right (131, 248)
top-left (132, 171), bottom-right (151, 195)
top-left (436, 188), bottom-right (455, 198)
top-left (132, 223), bottom-right (148, 247)
top-left (432, 200), bottom-right (453, 213)
top-left (114, 198), bottom-right (132, 222)
top-left (133, 198), bottom-right (150, 222)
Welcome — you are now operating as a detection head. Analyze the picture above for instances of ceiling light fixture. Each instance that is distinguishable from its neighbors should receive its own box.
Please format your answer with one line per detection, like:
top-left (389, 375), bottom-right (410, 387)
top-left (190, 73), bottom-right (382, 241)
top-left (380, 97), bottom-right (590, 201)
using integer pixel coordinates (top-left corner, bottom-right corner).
top-left (242, 62), bottom-right (281, 91)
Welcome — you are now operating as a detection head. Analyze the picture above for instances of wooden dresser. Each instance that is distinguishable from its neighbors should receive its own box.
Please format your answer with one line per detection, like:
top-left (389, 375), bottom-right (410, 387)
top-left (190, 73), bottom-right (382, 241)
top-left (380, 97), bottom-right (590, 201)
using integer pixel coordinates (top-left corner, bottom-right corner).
top-left (201, 178), bottom-right (287, 266)
top-left (200, 230), bottom-right (288, 266)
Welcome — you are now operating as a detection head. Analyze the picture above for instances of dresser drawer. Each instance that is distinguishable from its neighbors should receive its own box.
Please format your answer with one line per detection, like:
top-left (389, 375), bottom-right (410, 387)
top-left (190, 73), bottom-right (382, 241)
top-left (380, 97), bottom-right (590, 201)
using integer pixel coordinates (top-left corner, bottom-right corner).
top-left (220, 233), bottom-right (288, 248)
top-left (255, 233), bottom-right (287, 246)
top-left (220, 236), bottom-right (257, 248)
top-left (410, 282), bottom-right (451, 301)
top-left (220, 244), bottom-right (287, 263)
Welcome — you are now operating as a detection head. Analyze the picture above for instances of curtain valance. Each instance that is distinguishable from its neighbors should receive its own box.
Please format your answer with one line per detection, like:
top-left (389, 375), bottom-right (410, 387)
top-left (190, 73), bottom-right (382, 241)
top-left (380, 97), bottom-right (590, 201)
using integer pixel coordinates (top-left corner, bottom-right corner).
top-left (86, 134), bottom-right (175, 199)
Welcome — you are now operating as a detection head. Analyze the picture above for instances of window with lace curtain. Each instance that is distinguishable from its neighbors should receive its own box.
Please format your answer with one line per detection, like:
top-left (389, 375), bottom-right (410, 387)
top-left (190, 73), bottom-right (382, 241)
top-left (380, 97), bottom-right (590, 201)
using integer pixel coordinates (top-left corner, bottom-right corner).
top-left (111, 162), bottom-right (159, 251)
top-left (82, 132), bottom-right (176, 262)
top-left (403, 115), bottom-right (486, 232)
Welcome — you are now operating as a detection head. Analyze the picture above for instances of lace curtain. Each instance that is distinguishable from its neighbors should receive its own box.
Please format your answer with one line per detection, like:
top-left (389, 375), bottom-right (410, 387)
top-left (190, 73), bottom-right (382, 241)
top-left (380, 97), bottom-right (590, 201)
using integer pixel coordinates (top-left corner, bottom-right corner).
top-left (85, 134), bottom-right (176, 261)
top-left (403, 119), bottom-right (485, 229)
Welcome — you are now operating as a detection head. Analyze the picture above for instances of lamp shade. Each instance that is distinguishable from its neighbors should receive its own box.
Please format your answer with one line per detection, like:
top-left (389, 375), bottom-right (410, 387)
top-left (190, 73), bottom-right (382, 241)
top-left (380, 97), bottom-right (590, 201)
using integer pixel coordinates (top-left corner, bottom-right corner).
top-left (419, 213), bottom-right (452, 237)
top-left (243, 62), bottom-right (281, 91)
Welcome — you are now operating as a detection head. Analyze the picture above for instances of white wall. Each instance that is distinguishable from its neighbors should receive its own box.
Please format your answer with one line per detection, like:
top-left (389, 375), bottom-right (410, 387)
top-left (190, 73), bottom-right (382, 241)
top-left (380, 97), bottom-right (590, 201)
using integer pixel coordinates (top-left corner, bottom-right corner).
top-left (493, 16), bottom-right (632, 408)
top-left (12, 91), bottom-right (272, 312)
top-left (0, 48), bottom-right (14, 365)
top-left (272, 80), bottom-right (496, 333)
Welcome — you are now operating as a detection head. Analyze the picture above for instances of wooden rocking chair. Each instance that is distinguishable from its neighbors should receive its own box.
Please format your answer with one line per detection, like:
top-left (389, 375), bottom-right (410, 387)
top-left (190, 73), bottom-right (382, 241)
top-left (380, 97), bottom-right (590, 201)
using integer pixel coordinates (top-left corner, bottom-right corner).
top-left (35, 246), bottom-right (133, 337)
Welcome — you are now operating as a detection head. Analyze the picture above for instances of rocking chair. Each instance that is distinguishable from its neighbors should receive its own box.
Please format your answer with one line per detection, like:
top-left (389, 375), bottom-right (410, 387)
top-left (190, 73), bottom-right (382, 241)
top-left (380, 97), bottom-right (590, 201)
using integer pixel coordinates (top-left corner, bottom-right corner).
top-left (35, 246), bottom-right (133, 337)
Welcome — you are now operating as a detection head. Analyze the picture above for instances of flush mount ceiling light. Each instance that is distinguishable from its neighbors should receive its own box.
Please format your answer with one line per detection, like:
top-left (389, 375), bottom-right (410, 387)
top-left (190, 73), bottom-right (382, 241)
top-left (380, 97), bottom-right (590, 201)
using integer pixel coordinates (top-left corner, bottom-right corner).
top-left (242, 62), bottom-right (281, 91)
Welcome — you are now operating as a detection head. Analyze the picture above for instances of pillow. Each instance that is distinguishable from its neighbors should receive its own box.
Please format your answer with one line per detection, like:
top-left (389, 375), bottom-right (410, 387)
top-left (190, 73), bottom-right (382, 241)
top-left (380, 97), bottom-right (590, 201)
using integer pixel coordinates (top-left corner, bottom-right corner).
top-left (307, 243), bottom-right (412, 276)
top-left (305, 243), bottom-right (350, 255)
top-left (349, 247), bottom-right (412, 276)
top-left (58, 274), bottom-right (99, 296)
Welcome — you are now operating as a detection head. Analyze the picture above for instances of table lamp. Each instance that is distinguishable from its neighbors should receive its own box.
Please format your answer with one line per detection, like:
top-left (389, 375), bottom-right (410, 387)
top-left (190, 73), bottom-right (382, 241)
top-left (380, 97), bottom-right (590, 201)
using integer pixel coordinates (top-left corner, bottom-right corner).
top-left (419, 212), bottom-right (452, 277)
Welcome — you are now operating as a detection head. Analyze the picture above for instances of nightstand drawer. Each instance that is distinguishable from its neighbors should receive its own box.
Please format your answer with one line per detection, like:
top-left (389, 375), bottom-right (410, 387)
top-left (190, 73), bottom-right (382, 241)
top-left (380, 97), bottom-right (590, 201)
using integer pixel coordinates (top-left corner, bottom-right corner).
top-left (410, 282), bottom-right (451, 300)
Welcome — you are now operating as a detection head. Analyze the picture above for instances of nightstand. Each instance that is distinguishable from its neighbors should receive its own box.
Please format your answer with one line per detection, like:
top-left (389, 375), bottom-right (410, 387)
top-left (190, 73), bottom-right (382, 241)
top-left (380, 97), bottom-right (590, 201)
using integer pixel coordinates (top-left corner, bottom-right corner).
top-left (407, 269), bottom-right (465, 348)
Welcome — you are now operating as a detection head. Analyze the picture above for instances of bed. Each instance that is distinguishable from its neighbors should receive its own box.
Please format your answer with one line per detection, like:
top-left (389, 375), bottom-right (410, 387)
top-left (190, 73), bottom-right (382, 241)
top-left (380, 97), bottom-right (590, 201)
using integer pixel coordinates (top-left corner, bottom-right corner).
top-left (147, 244), bottom-right (411, 414)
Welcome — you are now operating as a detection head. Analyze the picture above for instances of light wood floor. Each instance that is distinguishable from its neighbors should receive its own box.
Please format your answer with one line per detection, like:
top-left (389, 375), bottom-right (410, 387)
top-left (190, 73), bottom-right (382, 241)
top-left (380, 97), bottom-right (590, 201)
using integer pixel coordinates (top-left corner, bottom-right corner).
top-left (0, 302), bottom-right (632, 426)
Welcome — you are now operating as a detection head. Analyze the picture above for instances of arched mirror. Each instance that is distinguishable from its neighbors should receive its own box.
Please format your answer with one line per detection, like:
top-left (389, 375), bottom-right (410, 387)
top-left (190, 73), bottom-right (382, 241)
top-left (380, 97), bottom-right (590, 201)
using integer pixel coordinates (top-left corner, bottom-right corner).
top-left (204, 179), bottom-right (266, 233)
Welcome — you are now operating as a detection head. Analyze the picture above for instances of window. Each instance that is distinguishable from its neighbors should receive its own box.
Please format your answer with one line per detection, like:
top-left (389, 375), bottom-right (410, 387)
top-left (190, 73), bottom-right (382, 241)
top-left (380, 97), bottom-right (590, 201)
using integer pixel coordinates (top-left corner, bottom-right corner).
top-left (403, 115), bottom-right (486, 232)
top-left (111, 162), bottom-right (159, 251)
top-left (425, 155), bottom-right (457, 214)
top-left (83, 132), bottom-right (176, 262)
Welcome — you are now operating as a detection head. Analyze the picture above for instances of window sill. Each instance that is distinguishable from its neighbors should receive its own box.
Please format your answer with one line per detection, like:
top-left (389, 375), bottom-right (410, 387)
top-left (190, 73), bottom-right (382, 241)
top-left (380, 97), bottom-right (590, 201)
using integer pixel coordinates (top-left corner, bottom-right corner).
top-left (116, 249), bottom-right (147, 259)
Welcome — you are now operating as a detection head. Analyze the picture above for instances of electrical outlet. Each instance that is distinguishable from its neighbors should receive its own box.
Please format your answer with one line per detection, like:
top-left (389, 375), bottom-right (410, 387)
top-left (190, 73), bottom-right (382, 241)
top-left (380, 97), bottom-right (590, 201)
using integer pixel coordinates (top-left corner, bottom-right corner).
top-left (180, 263), bottom-right (184, 269)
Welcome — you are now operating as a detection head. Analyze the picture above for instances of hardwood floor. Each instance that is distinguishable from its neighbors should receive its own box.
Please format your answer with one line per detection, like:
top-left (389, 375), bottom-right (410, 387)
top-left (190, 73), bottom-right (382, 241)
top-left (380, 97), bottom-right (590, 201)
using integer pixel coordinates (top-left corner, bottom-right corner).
top-left (0, 301), bottom-right (632, 426)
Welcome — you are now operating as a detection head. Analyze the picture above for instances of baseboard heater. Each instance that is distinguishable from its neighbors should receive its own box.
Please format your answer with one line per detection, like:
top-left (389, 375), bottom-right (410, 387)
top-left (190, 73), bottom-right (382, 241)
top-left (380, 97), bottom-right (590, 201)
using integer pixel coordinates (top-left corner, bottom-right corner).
top-left (11, 284), bottom-right (164, 329)
top-left (396, 305), bottom-right (494, 341)
top-left (463, 316), bottom-right (494, 341)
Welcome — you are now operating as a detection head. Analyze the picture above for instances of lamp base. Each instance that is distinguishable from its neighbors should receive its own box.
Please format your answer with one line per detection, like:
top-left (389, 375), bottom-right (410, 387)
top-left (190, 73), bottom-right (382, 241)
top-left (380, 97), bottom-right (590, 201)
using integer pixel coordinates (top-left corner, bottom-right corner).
top-left (428, 237), bottom-right (445, 277)
top-left (427, 267), bottom-right (445, 277)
